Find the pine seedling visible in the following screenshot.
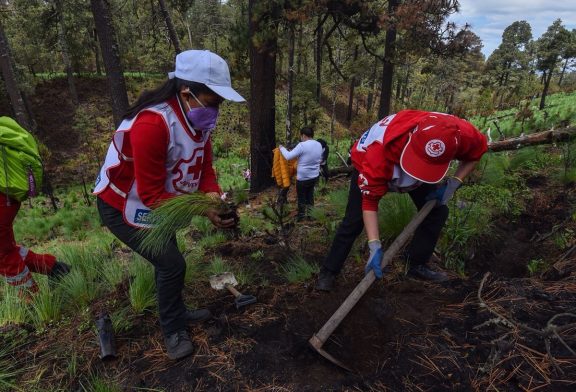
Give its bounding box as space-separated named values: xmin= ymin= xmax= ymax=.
xmin=281 ymin=255 xmax=319 ymax=283
xmin=262 ymin=197 xmax=295 ymax=246
xmin=98 ymin=259 xmax=126 ymax=288
xmin=207 ymin=256 xmax=228 ymax=276
xmin=128 ymin=259 xmax=156 ymax=313
xmin=137 ymin=193 xmax=225 ymax=256
xmin=60 ymin=269 xmax=100 ymax=309
xmin=30 ymin=281 xmax=63 ymax=327
xmin=110 ymin=306 xmax=134 ymax=333
xmin=197 ymin=232 xmax=227 ymax=249
xmin=0 ymin=285 xmax=28 ymax=326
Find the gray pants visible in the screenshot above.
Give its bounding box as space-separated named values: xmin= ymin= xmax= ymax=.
xmin=97 ymin=198 xmax=187 ymax=336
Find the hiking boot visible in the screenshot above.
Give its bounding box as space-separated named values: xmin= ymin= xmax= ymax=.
xmin=48 ymin=261 xmax=71 ymax=283
xmin=184 ymin=308 xmax=212 ymax=324
xmin=407 ymin=265 xmax=448 ymax=282
xmin=164 ymin=330 xmax=194 ymax=360
xmin=315 ymin=270 xmax=336 ymax=292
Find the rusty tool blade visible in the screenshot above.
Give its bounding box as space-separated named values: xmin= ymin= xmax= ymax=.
xmin=308 ymin=334 xmax=353 ymax=372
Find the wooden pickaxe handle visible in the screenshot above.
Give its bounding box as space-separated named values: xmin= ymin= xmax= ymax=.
xmin=311 ymin=200 xmax=437 ymax=348
xmin=225 ymin=283 xmax=242 ymax=298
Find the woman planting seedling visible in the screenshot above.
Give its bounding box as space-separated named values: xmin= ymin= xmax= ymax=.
xmin=94 ymin=50 xmax=245 ymax=360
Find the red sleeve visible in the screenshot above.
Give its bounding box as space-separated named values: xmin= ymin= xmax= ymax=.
xmin=130 ymin=112 xmax=176 ymax=208
xmin=455 ymin=119 xmax=488 ymax=161
xmin=351 ymin=140 xmax=401 ymax=211
xmin=198 ymin=137 xmax=222 ymax=194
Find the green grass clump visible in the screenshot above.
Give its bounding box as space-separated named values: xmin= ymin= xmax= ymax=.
xmin=190 ymin=215 xmax=215 ymax=235
xmin=378 ymin=193 xmax=417 ymax=243
xmin=98 ymin=259 xmax=126 ymax=288
xmin=110 ymin=306 xmax=134 ymax=334
xmin=184 ymin=245 xmax=206 ymax=283
xmin=80 ymin=375 xmax=122 ymax=392
xmin=281 ymin=255 xmax=319 ymax=283
xmin=128 ymin=257 xmax=156 ymax=313
xmin=30 ymin=281 xmax=63 ymax=328
xmin=0 ymin=284 xmax=28 ymax=326
xmin=206 ymin=256 xmax=228 ymax=276
xmin=197 ymin=232 xmax=228 ymax=249
xmin=13 ymin=190 xmax=101 ymax=244
xmin=60 ymin=269 xmax=101 ymax=309
xmin=239 ymin=214 xmax=272 ymax=236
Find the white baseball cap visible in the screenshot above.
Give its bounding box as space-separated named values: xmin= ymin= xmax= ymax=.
xmin=168 ymin=50 xmax=245 ymax=102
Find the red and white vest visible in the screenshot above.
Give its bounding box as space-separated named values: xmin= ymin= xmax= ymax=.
xmin=94 ymin=103 xmax=209 ymax=228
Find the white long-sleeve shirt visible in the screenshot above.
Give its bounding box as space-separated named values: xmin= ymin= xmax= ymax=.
xmin=280 ymin=139 xmax=323 ymax=181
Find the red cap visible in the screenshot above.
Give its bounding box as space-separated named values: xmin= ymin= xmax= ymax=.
xmin=400 ymin=115 xmax=460 ymax=183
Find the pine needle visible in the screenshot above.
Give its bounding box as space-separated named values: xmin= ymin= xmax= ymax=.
xmin=137 ymin=193 xmax=224 ymax=257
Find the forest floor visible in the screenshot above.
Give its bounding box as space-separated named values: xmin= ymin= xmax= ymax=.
xmin=4 ymin=175 xmax=575 ymax=392
xmin=1 ymin=78 xmax=576 ymax=391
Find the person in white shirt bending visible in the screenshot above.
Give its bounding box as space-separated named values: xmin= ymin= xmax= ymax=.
xmin=279 ymin=126 xmax=323 ymax=220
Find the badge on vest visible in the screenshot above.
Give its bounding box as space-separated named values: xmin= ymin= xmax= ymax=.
xmin=134 ymin=208 xmax=152 ymax=225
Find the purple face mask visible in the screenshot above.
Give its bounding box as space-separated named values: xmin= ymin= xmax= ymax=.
xmin=185 ymin=92 xmax=220 ymax=131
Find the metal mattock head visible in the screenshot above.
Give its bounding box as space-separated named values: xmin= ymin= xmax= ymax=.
xmin=308 ymin=334 xmax=353 ymax=372
xmin=209 ymin=272 xmax=238 ymax=290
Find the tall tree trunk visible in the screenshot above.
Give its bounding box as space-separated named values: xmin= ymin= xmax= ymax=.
xmin=90 ymin=0 xmax=129 ymax=127
xmin=296 ymin=21 xmax=303 ymax=74
xmin=93 ymin=28 xmax=102 ymax=75
xmin=0 ymin=18 xmax=35 ymax=131
xmin=401 ymin=65 xmax=410 ymax=101
xmin=539 ymin=69 xmax=554 ymax=110
xmin=248 ymin=0 xmax=277 ymax=193
xmin=315 ymin=15 xmax=323 ymax=103
xmin=378 ymin=0 xmax=399 ymax=119
xmin=158 ymin=0 xmax=181 ymax=54
xmin=286 ymin=22 xmax=295 ymax=141
xmin=395 ymin=67 xmax=402 ymax=101
xmin=330 ymin=83 xmax=337 ymax=144
xmin=558 ymin=58 xmax=569 ymax=87
xmin=366 ymin=56 xmax=378 ymax=112
xmin=54 ymin=0 xmax=78 ymax=106
xmin=346 ymin=45 xmax=358 ymax=125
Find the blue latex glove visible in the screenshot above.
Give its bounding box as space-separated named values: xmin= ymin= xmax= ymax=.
xmin=425 ymin=177 xmax=462 ymax=205
xmin=365 ymin=240 xmax=384 ymax=278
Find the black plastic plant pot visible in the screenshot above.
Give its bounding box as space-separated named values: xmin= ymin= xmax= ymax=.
xmin=95 ymin=313 xmax=117 ymax=360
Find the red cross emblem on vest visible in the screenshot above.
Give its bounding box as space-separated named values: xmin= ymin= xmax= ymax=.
xmin=172 ymin=148 xmax=204 ymax=193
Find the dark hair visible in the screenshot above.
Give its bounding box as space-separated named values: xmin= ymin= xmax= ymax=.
xmin=123 ymin=79 xmax=214 ymax=120
xmin=300 ymin=126 xmax=314 ymax=138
